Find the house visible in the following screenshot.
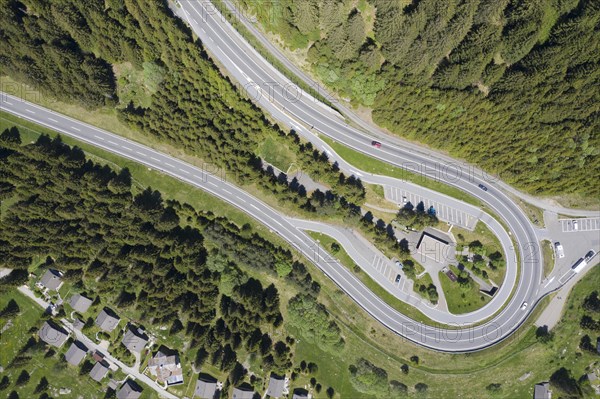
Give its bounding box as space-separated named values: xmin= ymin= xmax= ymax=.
xmin=232 ymin=386 xmax=256 ymax=399
xmin=415 ymin=228 xmax=454 ymax=265
xmin=147 ymin=350 xmax=183 ymax=385
xmin=89 ymin=360 xmax=110 ymax=382
xmin=533 ymin=382 xmax=552 ymax=399
xmin=116 ymin=380 xmax=143 ymax=399
xmin=69 ymin=293 xmax=93 ymax=313
xmin=92 ymin=350 xmax=106 ymax=363
xmin=65 ymin=341 xmax=88 ymax=366
xmin=193 ymin=375 xmax=218 ymax=398
xmin=266 ymin=374 xmax=287 ymax=398
xmin=121 ymin=325 xmax=149 ymax=354
xmin=38 ymin=320 xmax=69 ymax=347
xmin=39 ymin=269 xmax=63 ymax=291
xmin=292 ymin=389 xmax=309 ymax=399
xmin=95 ymin=308 xmax=120 ymax=332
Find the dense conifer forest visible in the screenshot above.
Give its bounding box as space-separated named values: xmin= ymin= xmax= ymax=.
xmin=0 ymin=127 xmax=344 ymax=392
xmin=236 ymin=0 xmax=599 ymax=200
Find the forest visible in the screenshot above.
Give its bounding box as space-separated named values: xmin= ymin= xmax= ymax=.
xmin=234 ymin=0 xmax=599 ymax=201
xmin=0 ymin=128 xmax=344 ymax=395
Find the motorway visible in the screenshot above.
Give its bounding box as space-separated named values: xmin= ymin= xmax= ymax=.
xmin=0 ymin=91 xmax=532 ymax=352
xmin=0 ymin=1 xmax=595 ymax=352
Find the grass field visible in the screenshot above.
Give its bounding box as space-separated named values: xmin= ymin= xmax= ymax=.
xmin=256 ymin=135 xmax=297 ymax=171
xmin=541 ymin=240 xmax=555 ymax=278
xmin=439 ymin=265 xmax=492 ymax=314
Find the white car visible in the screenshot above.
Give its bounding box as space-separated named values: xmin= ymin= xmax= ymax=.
xmin=573 ymin=220 xmax=579 ymax=231
xmin=554 ymin=242 xmax=565 ymax=259
xmin=521 ymin=302 xmax=528 ymax=310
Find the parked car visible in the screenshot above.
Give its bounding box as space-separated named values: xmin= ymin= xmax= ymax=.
xmin=395 ymin=274 xmax=402 ymax=283
xmin=573 ymin=220 xmax=579 ymax=231
xmin=478 ymin=183 xmax=488 ymax=191
xmin=371 ymin=140 xmax=382 ymax=148
xmin=585 ymin=250 xmax=596 ymax=261
xmin=395 ymin=260 xmax=403 ymax=269
xmin=521 ymin=302 xmax=528 ymax=310
xmin=554 ymin=242 xmax=565 ymax=258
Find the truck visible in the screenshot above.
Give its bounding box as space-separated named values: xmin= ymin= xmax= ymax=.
xmin=572 ymin=258 xmax=588 ymax=273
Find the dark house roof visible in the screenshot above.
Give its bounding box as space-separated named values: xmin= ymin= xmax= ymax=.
xmin=89 ymin=361 xmax=110 ymax=382
xmin=95 ymin=308 xmax=120 ymax=332
xmin=121 ymin=325 xmax=149 ymax=353
xmin=194 ymin=376 xmax=218 ymax=399
xmin=40 ymin=269 xmax=62 ymax=291
xmin=116 ymin=380 xmax=142 ymax=399
xmin=232 ymin=387 xmax=256 ymax=399
xmin=292 ymin=389 xmax=310 ymax=399
xmin=266 ymin=374 xmax=286 ymax=398
xmin=38 ymin=320 xmax=69 ymax=347
xmin=65 ymin=341 xmax=88 ymax=366
xmin=69 ymin=293 xmax=93 ymax=313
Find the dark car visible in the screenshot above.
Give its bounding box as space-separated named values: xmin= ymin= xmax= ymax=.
xmin=395 ymin=274 xmax=401 ymax=283
xmin=478 ymin=184 xmax=488 ymax=191
xmin=585 ymin=250 xmax=596 ymax=261
xmin=371 ymin=140 xmax=382 ymax=148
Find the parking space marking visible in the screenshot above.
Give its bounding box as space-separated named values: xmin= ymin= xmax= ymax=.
xmin=559 ymin=217 xmax=600 ymax=233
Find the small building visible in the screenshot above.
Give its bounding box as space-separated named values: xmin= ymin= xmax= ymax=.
xmin=116 ymin=380 xmax=143 ymax=399
xmin=147 ymin=350 xmax=183 ymax=385
xmin=122 ymin=325 xmax=149 ymax=354
xmin=266 ymin=374 xmax=287 ymax=398
xmin=39 ymin=269 xmax=63 ymax=291
xmin=415 ymin=228 xmax=454 ymax=264
xmin=533 ymin=382 xmax=551 ymax=399
xmin=65 ymin=341 xmax=88 ymax=366
xmin=89 ymin=360 xmax=110 ymax=382
xmin=95 ymin=308 xmax=120 ymax=332
xmin=69 ymin=293 xmax=93 ymax=313
xmin=38 ymin=320 xmax=69 ymax=347
xmin=194 ymin=375 xmax=218 ymax=398
xmin=72 ymin=319 xmax=85 ymax=330
xmin=92 ymin=350 xmax=106 ymax=363
xmin=232 ymin=386 xmax=256 ymax=399
xmin=292 ymin=389 xmax=309 ymax=399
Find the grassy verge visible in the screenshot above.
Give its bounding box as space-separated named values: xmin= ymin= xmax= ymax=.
xmin=305 ymin=231 xmax=446 ymax=326
xmin=256 ymin=134 xmax=296 ymax=171
xmin=321 ymin=135 xmax=481 ymax=207
xmin=439 ymin=265 xmax=491 ymax=314
xmin=541 ymin=240 xmax=555 ymax=278
xmin=511 ymin=195 xmax=545 ymax=227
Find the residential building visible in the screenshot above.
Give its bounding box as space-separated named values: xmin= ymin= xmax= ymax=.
xmin=292 ymin=389 xmax=309 ymax=399
xmin=38 ymin=320 xmax=69 ymax=347
xmin=232 ymin=386 xmax=256 ymax=399
xmin=65 ymin=341 xmax=88 ymax=366
xmin=266 ymin=374 xmax=287 ymax=398
xmin=533 ymin=382 xmax=552 ymax=399
xmin=122 ymin=325 xmax=149 ymax=354
xmin=116 ymin=380 xmax=142 ymax=399
xmin=95 ymin=308 xmax=120 ymax=332
xmin=69 ymin=293 xmax=93 ymax=313
xmin=147 ymin=350 xmax=183 ymax=385
xmin=194 ymin=375 xmax=218 ymax=398
xmin=39 ymin=269 xmax=63 ymax=291
xmin=89 ymin=361 xmax=110 ymax=382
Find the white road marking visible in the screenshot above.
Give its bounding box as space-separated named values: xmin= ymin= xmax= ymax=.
xmin=150 ymin=157 xmax=162 ymax=163
xmin=543 ymin=276 xmax=555 ymax=288
xmin=4 ymin=101 xmax=12 ymax=105
xmin=48 ymin=117 xmax=58 ymax=123
xmin=122 ymin=146 xmax=132 ymax=151
xmin=94 ymin=135 xmax=105 ymax=141
xmin=178 ymin=168 xmax=191 ymax=175
xmin=71 ymin=126 xmax=81 ymax=132
xmin=164 ymin=162 xmax=175 ymax=168
xmin=108 ymin=141 xmax=118 ymax=145
xmin=25 ymin=109 xmax=35 ymax=114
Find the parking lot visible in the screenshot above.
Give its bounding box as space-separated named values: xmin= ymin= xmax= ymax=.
xmin=560 ymin=217 xmax=600 ymax=232
xmin=384 ymin=186 xmax=480 ymax=230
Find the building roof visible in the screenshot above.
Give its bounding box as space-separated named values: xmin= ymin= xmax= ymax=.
xmin=72 ymin=319 xmax=85 ymax=330
xmin=292 ymin=389 xmax=309 ymax=399
xmin=416 ymin=228 xmax=454 ymax=264
xmin=266 ymin=374 xmax=286 ymax=398
xmin=533 ymin=382 xmax=551 ymax=399
xmin=116 ymin=380 xmax=142 ymax=399
xmin=232 ymin=387 xmax=256 ymax=399
xmin=89 ymin=361 xmax=109 ymax=382
xmin=147 ymin=350 xmax=183 ymax=385
xmin=121 ymin=325 xmax=149 ymax=354
xmin=40 ymin=269 xmax=62 ymax=291
xmin=65 ymin=341 xmax=88 ymax=366
xmin=95 ymin=308 xmax=120 ymax=332
xmin=38 ymin=321 xmax=69 ymax=347
xmin=69 ymin=293 xmax=93 ymax=313
xmin=194 ymin=377 xmax=218 ymax=398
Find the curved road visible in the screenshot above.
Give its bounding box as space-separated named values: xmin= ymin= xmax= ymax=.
xmin=1 ymin=93 xmax=533 ymax=352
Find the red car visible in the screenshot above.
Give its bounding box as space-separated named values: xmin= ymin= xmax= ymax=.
xmin=371 ymin=140 xmax=382 ymax=148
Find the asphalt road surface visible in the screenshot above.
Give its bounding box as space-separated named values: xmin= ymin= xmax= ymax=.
xmin=1 ymin=92 xmax=538 ymax=352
